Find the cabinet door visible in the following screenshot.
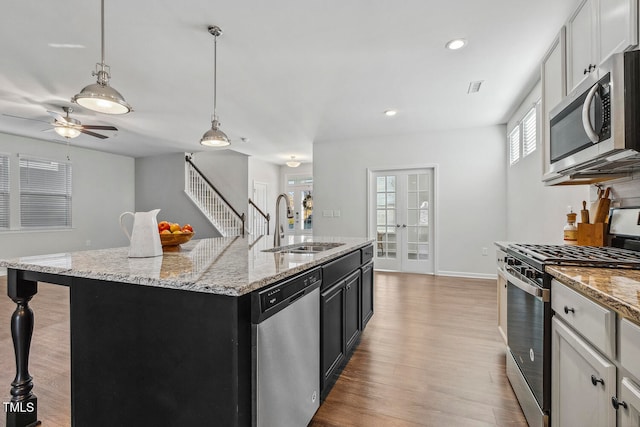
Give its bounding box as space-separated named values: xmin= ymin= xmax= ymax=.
xmin=552 ymin=317 xmax=616 ymax=427
xmin=497 ymin=272 xmax=507 ymax=344
xmin=361 ymin=262 xmax=374 ymax=329
xmin=598 ymin=0 xmax=638 ymax=64
xmin=620 ymin=377 xmax=640 ymax=427
xmin=541 ymin=28 xmax=566 ymax=178
xmin=321 ymin=281 xmax=345 ymax=391
xmin=345 ymin=271 xmax=361 ymax=353
xmin=568 ymin=0 xmax=596 ymax=93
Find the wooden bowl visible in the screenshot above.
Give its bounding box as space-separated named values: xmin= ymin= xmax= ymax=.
xmin=159 ymin=231 xmax=194 ymax=247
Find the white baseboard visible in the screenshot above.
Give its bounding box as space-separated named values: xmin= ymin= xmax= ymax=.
xmin=436 ymin=270 xmax=497 ymax=280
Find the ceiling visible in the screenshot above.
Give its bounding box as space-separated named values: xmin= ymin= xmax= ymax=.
xmin=0 ymin=0 xmax=580 ymax=165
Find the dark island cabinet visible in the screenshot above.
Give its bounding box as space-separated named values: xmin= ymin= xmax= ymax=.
xmin=344 ymin=271 xmax=361 ymax=353
xmin=320 ymin=244 xmax=373 ymax=400
xmin=360 ymin=261 xmax=374 ymax=328
xmin=321 ymin=280 xmax=346 ymax=395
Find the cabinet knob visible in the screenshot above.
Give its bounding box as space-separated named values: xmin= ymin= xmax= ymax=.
xmin=612 ymin=396 xmax=628 ymax=410
xmin=564 ymin=306 xmax=575 ymax=314
xmin=584 ymin=68 xmax=589 ymax=75
xmin=591 ymin=375 xmax=605 ymax=386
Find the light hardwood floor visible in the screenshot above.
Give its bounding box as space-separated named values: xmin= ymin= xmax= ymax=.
xmin=0 ymin=273 xmax=526 ymax=426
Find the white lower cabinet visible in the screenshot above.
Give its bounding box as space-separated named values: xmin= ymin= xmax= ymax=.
xmin=552 ymin=316 xmax=616 ymax=427
xmin=620 ymin=377 xmax=640 ymax=427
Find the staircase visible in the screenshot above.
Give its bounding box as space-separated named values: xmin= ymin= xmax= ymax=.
xmin=184 ymin=156 xmax=245 ymax=237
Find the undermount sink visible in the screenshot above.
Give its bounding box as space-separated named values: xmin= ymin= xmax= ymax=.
xmin=263 ymin=242 xmax=345 ymax=254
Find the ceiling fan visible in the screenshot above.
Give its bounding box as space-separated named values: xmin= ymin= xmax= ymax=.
xmin=3 ymin=106 xmax=118 ymax=140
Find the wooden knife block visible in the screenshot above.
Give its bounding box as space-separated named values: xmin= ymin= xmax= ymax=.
xmin=577 ymin=223 xmax=606 ymax=246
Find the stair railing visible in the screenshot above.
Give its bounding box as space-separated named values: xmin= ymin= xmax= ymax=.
xmin=248 ymin=198 xmax=270 ymax=236
xmin=184 ymin=155 xmax=245 ymax=237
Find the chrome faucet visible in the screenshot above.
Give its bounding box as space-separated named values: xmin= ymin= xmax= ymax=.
xmin=274 ymin=193 xmax=289 ymax=248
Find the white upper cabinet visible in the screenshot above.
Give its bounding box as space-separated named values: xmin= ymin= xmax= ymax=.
xmin=567 ymin=0 xmax=596 ymax=93
xmin=566 ymin=0 xmax=638 ymax=94
xmin=541 ymin=29 xmax=566 ymax=178
xmin=598 ymin=0 xmax=639 ymax=64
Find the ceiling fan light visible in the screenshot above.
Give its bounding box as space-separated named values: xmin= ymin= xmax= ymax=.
xmin=54 ymin=126 xmax=81 ymax=139
xmin=286 ymin=156 xmax=301 ymax=168
xmin=200 ymin=119 xmax=230 ymax=147
xmin=73 ymin=82 xmax=132 ymax=115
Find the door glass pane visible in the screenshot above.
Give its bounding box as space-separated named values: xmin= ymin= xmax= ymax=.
xmin=418 ymin=226 xmax=428 ymax=243
xmin=407 ymin=243 xmax=417 ymax=260
xmin=418 ymin=191 xmax=428 ymax=206
xmin=377 ymin=176 xmax=386 ymax=192
xmin=387 ymin=193 xmax=396 ymax=208
xmin=408 ymin=174 xmax=418 ymax=191
xmin=418 ymin=244 xmax=428 ymax=260
xmin=377 ymin=193 xmax=385 ymax=207
xmin=407 ymin=226 xmax=418 ymax=243
xmin=386 ymin=210 xmax=396 ymax=226
xmin=418 ymin=173 xmax=428 ymax=190
xmin=408 ymin=210 xmax=417 ymax=225
xmin=377 ymin=210 xmax=386 ymax=226
xmin=407 ymin=192 xmax=417 ymax=209
xmin=386 ymin=176 xmax=395 ymax=192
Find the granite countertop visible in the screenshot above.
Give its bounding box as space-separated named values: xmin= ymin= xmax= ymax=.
xmin=0 ymin=236 xmax=373 ymax=296
xmin=547 ymin=266 xmax=640 ymax=325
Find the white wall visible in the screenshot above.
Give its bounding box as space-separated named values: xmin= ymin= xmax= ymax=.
xmin=0 ymin=133 xmax=134 ymax=260
xmin=313 ymin=126 xmax=507 ymax=278
xmin=506 ymin=81 xmax=589 ymax=243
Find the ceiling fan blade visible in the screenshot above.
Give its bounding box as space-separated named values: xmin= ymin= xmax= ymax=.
xmin=2 ymin=113 xmax=49 ymax=124
xmin=81 ymin=125 xmax=118 ymax=131
xmin=46 ymin=110 xmax=67 ymax=123
xmin=80 ymin=129 xmax=109 ymax=139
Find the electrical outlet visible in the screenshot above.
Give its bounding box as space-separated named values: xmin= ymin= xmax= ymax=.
xmin=481 ymin=247 xmax=488 ymax=256
xmin=333 ymin=210 xmax=341 ymax=217
xmin=323 ymin=210 xmax=334 ymax=217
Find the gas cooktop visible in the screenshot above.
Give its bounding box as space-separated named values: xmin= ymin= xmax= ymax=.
xmin=508 ymin=243 xmax=640 ymax=269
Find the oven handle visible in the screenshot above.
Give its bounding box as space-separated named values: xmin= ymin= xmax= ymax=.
xmin=505 ymin=267 xmax=550 ymax=302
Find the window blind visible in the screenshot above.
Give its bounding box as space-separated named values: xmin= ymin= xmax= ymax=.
xmin=509 ymin=127 xmax=520 ymax=165
xmin=522 ymin=107 xmax=537 ymax=157
xmin=19 ymin=157 xmax=72 ymax=228
xmin=0 ymin=155 xmax=8 ymax=229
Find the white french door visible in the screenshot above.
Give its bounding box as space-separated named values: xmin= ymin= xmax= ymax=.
xmin=369 ymin=169 xmax=434 ymax=274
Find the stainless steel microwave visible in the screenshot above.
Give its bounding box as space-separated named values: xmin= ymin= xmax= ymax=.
xmin=544 ymin=50 xmax=640 ymax=184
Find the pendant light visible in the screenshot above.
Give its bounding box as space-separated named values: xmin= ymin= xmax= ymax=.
xmin=72 ymin=0 xmax=132 ymax=114
xmin=200 ymin=25 xmax=230 ymax=147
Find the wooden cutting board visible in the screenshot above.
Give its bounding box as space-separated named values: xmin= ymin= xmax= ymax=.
xmin=593 ymin=188 xmax=611 ymax=224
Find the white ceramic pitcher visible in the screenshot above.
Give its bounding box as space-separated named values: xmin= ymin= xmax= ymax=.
xmin=119 ymin=209 xmax=163 ymax=258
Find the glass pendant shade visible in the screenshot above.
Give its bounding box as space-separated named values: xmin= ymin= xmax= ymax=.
xmin=54 ymin=126 xmax=81 ymax=139
xmin=200 ymin=118 xmax=230 ymax=147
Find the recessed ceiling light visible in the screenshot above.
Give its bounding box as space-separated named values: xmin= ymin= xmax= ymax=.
xmin=384 ymin=110 xmax=397 ymax=117
xmin=445 ymin=39 xmax=467 ymax=50
xmin=48 ymin=43 xmax=86 ymax=49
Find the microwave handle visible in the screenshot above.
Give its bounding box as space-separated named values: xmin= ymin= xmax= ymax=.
xmin=582 ymin=83 xmax=601 ymax=143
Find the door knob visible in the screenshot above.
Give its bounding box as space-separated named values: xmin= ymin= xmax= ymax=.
xmin=402 ymin=224 xmax=407 ymax=228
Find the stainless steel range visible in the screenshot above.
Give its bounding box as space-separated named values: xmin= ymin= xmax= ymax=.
xmin=500 ymin=207 xmax=640 ymax=427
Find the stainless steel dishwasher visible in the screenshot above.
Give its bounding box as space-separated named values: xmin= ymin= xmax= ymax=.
xmin=251 ymin=267 xmax=321 ymax=427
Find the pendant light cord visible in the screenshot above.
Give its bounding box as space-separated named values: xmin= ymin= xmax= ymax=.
xmin=100 ymin=0 xmax=105 ymax=68
xmin=213 ymin=32 xmax=218 ymax=119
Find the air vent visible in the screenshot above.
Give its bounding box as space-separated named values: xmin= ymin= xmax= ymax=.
xmin=467 ymin=80 xmax=483 ymax=94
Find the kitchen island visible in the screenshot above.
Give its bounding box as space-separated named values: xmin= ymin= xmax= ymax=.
xmin=1 ymin=235 xmax=373 ymax=427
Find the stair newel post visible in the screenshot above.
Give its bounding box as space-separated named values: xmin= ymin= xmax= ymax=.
xmin=5 ymin=269 xmax=41 ymax=427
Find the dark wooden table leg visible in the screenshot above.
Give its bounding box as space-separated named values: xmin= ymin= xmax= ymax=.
xmin=5 ymin=269 xmax=41 ymax=427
